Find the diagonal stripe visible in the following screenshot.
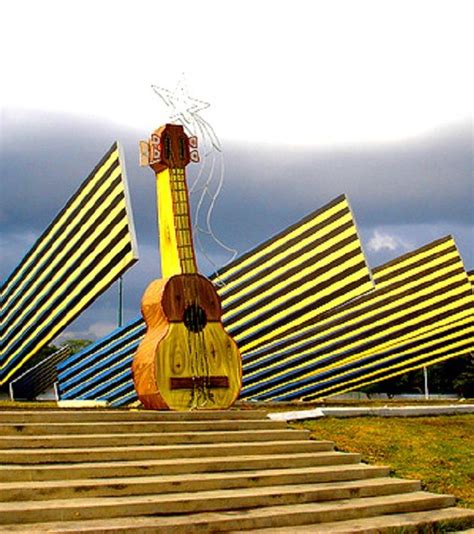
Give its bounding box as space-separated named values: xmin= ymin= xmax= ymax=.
xmin=293 ymin=319 xmax=474 ymax=401
xmin=1 ymin=146 xmax=119 ymax=302
xmin=60 ymin=328 xmax=144 ymax=392
xmin=243 ymin=261 xmax=466 ymax=371
xmin=0 ymin=143 xmax=138 ymax=385
xmin=1 ymin=169 xmax=124 ymax=326
xmin=293 ymin=344 xmax=473 ymax=402
xmin=242 ymin=291 xmax=473 ymax=399
xmin=239 ymin=237 xmax=473 ymax=400
xmin=230 ymin=262 xmax=371 ymax=344
xmin=214 ymin=195 xmax=373 ymax=354
xmin=3 ymin=219 xmax=130 ymax=354
xmin=241 ymin=242 xmax=461 ymax=359
xmin=225 ymin=248 xmax=365 ymax=334
xmin=217 ymin=207 xmax=354 ymax=295
xmin=2 ymin=194 xmax=127 ymax=338
xmin=298 ymin=329 xmax=474 ymax=402
xmin=244 ymin=305 xmax=473 ymax=400
xmin=299 ymin=319 xmax=473 ymax=392
xmin=2 ymin=241 xmax=134 ymax=384
xmin=220 ymin=223 xmax=357 ymax=308
xmin=57 ymin=317 xmax=145 ymax=406
xmin=372 ymin=236 xmax=454 ymax=286
xmin=213 ymin=195 xmax=349 ymax=282
xmin=302 ymin=349 xmax=471 ymax=401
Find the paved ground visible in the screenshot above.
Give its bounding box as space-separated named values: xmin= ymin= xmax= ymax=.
xmin=267 ymin=404 xmax=474 ymax=421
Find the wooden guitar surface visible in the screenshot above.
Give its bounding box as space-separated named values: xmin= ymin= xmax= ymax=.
xmin=133 ymin=124 xmax=242 ymax=410
xmin=132 ymin=273 xmax=242 ymax=410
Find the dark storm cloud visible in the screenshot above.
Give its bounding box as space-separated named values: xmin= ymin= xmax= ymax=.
xmin=1 ymin=109 xmax=153 ymax=238
xmin=2 ymin=109 xmax=472 ymax=252
xmin=219 ymin=121 xmax=473 ymax=233
xmin=1 ymin=109 xmax=472 ymax=339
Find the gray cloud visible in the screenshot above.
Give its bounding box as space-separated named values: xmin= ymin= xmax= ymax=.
xmin=1 ymin=109 xmax=472 ymax=340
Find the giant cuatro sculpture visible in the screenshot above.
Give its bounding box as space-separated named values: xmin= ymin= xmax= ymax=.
xmin=131 ymin=124 xmax=242 ymax=410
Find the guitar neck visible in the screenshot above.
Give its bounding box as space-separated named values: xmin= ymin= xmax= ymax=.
xmin=157 ymin=167 xmax=197 ymax=277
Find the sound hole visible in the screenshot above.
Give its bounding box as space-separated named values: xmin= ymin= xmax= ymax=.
xmin=184 ymin=304 xmax=207 ymax=333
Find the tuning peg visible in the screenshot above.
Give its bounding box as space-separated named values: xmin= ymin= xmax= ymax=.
xmin=189 ymin=136 xmax=198 ymax=149
xmin=139 ymin=141 xmax=150 ymax=166
xmin=190 ymin=150 xmax=200 ymax=163
xmin=150 ymin=143 xmax=161 ymax=164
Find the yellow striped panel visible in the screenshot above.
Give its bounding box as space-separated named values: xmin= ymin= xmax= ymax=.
xmin=226 ymin=238 xmax=364 ymax=333
xmin=213 ymin=195 xmax=374 ymax=354
xmin=216 ymin=196 xmax=353 ymax=283
xmin=243 ymin=263 xmax=471 ymax=399
xmin=243 ymin=238 xmax=463 ymax=374
xmin=279 ymin=316 xmax=473 ymax=401
xmin=245 ymin=289 xmax=472 ymax=400
xmin=241 ymin=237 xmax=473 ymax=400
xmin=300 ymin=320 xmax=473 ymax=400
xmin=372 ymin=236 xmax=458 ymax=289
xmin=2 ymin=149 xmax=120 ymax=302
xmin=304 ymin=349 xmax=471 ymax=401
xmin=3 ymin=198 xmax=128 ymax=342
xmin=0 ymin=143 xmax=138 ymax=385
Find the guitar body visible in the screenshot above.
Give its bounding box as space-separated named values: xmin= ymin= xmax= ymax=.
xmin=132 ymin=274 xmax=242 ymax=410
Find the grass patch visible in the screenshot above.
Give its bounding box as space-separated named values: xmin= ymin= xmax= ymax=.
xmin=293 ymin=415 xmax=474 ymax=508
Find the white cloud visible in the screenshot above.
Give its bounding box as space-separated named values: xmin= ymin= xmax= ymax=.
xmin=57 ymin=321 xmax=117 ymax=343
xmin=367 ymin=230 xmax=412 ymax=253
xmin=2 ymin=0 xmax=472 ymax=146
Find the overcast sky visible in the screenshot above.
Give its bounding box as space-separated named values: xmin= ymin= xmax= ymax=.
xmin=1 ymin=0 xmax=473 ymax=342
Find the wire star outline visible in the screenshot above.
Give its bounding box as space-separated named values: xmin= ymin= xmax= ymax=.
xmin=151 ymin=75 xmax=210 ymax=133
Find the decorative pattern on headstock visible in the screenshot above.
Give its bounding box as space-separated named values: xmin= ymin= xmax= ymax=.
xmin=139 ymin=124 xmax=199 ymax=173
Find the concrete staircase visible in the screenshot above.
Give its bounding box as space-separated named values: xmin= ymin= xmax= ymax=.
xmin=0 ymin=409 xmax=472 ymax=532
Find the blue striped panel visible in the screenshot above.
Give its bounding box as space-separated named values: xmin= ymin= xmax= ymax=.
xmin=57 ymin=318 xmax=144 ymax=406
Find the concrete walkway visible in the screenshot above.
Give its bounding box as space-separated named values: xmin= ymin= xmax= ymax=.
xmin=267 ymin=404 xmax=474 ymax=421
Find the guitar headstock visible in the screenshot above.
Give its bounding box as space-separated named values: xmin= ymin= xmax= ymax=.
xmin=139 ymin=124 xmax=199 ymax=173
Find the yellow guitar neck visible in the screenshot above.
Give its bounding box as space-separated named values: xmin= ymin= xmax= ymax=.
xmin=157 ymin=167 xmax=197 ymax=277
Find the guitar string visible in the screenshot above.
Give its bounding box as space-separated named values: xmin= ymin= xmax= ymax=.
xmin=170 ymin=129 xmax=220 ymax=407
xmin=166 ymin=148 xmax=196 ymax=404
xmin=159 ymin=96 xmax=238 ymax=284
xmin=169 ymin=153 xmax=212 ymax=408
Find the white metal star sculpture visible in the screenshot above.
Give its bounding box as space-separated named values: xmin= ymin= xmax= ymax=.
xmin=152 ymin=75 xmax=220 ymax=152
xmin=151 ymin=75 xmax=236 ymax=273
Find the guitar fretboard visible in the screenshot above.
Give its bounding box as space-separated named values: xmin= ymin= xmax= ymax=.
xmin=170 ymin=168 xmax=197 ymax=274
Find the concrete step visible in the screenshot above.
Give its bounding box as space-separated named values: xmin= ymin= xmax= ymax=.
xmin=0 ymin=478 xmax=421 ymax=524
xmin=0 ymin=429 xmax=310 ymax=449
xmin=0 ymin=439 xmax=335 ymax=464
xmin=0 ymin=492 xmax=456 ymax=532
xmin=237 ymin=507 xmax=474 ymax=532
xmin=0 ymin=410 xmax=268 ymax=424
xmin=0 ymin=419 xmax=287 ymax=435
xmin=0 ymin=450 xmax=361 ymax=482
xmin=0 ymin=464 xmax=390 ymax=502
xmin=0 ymin=408 xmax=467 ymax=534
